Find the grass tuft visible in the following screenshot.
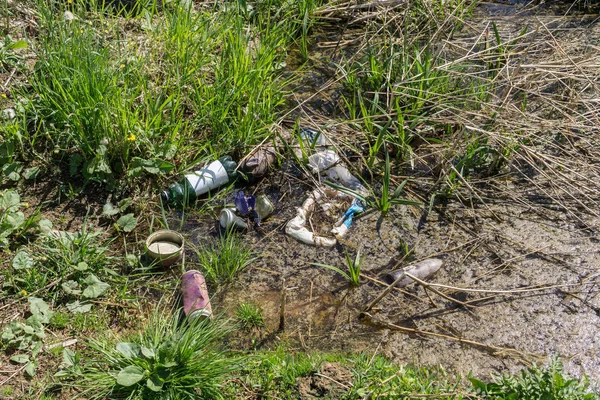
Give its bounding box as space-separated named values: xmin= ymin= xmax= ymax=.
xmin=194 ymin=231 xmax=255 ymax=285
xmin=64 ymin=309 xmax=233 ymax=399
xmin=235 ymin=302 xmax=265 ymax=331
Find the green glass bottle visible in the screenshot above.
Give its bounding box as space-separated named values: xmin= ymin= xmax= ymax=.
xmin=161 ymin=156 xmax=237 ymax=206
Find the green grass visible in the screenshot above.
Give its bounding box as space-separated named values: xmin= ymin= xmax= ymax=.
xmin=471 ymin=356 xmax=596 ymax=400
xmin=313 ymin=248 xmax=364 ymax=287
xmin=59 ymin=309 xmax=233 ymax=400
xmin=6 ymin=0 xmax=300 ymax=186
xmin=224 ymin=349 xmax=460 ymax=399
xmin=235 ymin=302 xmax=265 ymax=331
xmin=193 ymin=231 xmax=255 ymax=285
xmin=222 ymin=350 xmax=597 ymax=399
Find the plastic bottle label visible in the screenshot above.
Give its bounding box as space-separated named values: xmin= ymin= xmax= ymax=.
xmin=184 ymin=160 xmax=229 ymax=196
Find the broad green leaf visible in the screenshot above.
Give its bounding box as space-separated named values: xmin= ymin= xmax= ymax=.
xmin=6 ymin=40 xmax=28 ymax=50
xmin=141 ymin=346 xmax=155 ymax=359
xmin=116 ymin=365 xmax=145 ymax=386
xmin=3 ymin=162 xmax=22 ymax=181
xmin=31 ymin=341 xmax=42 ymax=357
xmin=62 ymin=280 xmax=82 ymax=295
xmin=82 ymin=280 xmax=110 ymax=299
xmin=116 ymin=214 xmax=137 ymax=232
xmin=0 ymin=141 xmax=15 ymax=161
xmin=17 ymin=336 xmax=32 ymax=350
xmin=39 ymin=219 xmax=53 ymax=233
xmin=60 ymin=348 xmax=76 ymax=368
xmin=12 ymin=251 xmax=34 ymax=270
xmin=116 ymin=342 xmax=141 ymax=359
xmin=0 ymin=189 xmax=20 ymax=209
xmin=23 ymin=167 xmax=40 ymax=180
xmin=86 ymin=155 xmax=112 ymax=176
xmin=118 ymin=198 xmax=132 ymax=210
xmin=146 ymin=375 xmax=164 ymax=392
xmin=29 ymin=297 xmax=54 ymax=323
xmin=73 ymin=262 xmax=89 ymax=271
xmin=6 ymin=211 xmax=25 ymax=229
xmin=129 ymin=157 xmax=175 ymax=177
xmin=10 ymin=354 xmax=29 ymax=364
xmin=2 ymin=326 xmax=16 ymax=341
xmin=25 ymin=361 xmax=36 ymax=377
xmin=26 ymin=315 xmax=43 ymax=329
xmin=83 ymin=274 xmax=101 ymax=285
xmin=66 ymin=300 xmax=92 ymax=313
xmin=102 ymin=202 xmax=120 ymax=216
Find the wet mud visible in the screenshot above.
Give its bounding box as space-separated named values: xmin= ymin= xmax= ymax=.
xmin=1 ymin=1 xmax=598 ymax=398
xmin=174 ymin=0 xmax=600 ymax=384
xmin=176 ymin=160 xmax=600 ymax=383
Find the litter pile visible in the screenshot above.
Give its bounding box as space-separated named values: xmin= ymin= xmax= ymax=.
xmin=147 ymin=128 xmax=442 ymax=321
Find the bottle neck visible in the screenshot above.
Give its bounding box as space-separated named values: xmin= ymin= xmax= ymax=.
xmin=219 ymin=155 xmax=238 ymax=179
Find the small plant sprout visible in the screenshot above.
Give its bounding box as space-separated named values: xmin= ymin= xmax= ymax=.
xmin=235 ymin=302 xmax=265 ymax=331
xmin=313 ymin=248 xmax=364 ymax=287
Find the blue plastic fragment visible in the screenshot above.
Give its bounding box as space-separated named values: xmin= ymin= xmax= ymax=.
xmin=235 ymin=191 xmax=260 ymax=225
xmin=341 ymin=199 xmax=365 ymax=229
xmin=235 ymin=191 xmax=249 ymax=215
xmin=247 ymin=195 xmax=256 ymax=210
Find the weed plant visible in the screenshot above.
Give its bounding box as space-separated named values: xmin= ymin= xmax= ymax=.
xmin=326 ymin=149 xmax=422 ymax=216
xmin=62 ymin=309 xmax=233 ymax=399
xmin=224 ymin=349 xmax=463 ymax=398
xmin=313 ymin=248 xmax=364 ymax=287
xmin=194 ymin=231 xmax=255 ymax=284
xmin=471 ymin=356 xmax=596 ymax=400
xmin=235 ymin=302 xmax=265 ymax=331
xmin=3 ymin=224 xmax=119 ymax=314
xmin=0 ymin=189 xmax=39 ymax=248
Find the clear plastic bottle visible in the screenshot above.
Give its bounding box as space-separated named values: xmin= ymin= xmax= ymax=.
xmin=161 ymin=156 xmax=237 ymax=205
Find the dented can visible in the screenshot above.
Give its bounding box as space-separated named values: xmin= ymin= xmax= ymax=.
xmin=255 ymin=195 xmax=274 ymax=220
xmin=181 ymin=270 xmax=213 ymax=320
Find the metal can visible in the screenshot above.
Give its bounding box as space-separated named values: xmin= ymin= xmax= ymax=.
xmin=219 ymin=208 xmax=247 ymax=231
xmin=181 ymin=270 xmax=213 ymax=320
xmin=255 ymin=195 xmax=274 ymax=221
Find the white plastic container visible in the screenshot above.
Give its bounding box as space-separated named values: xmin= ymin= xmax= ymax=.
xmin=185 ymin=160 xmax=229 ymax=196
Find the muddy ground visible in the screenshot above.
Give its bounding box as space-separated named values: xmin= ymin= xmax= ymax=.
xmin=180 ymin=160 xmax=600 ymax=383
xmin=181 ymin=0 xmax=600 ymax=384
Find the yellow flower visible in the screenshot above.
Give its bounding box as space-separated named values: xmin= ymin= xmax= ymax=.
xmin=23 ymin=202 xmax=29 ymax=208
xmin=1 ymin=93 xmax=6 ymax=98
xmin=20 ymin=289 xmax=27 ymax=296
xmin=127 ymin=134 xmax=136 ymax=142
